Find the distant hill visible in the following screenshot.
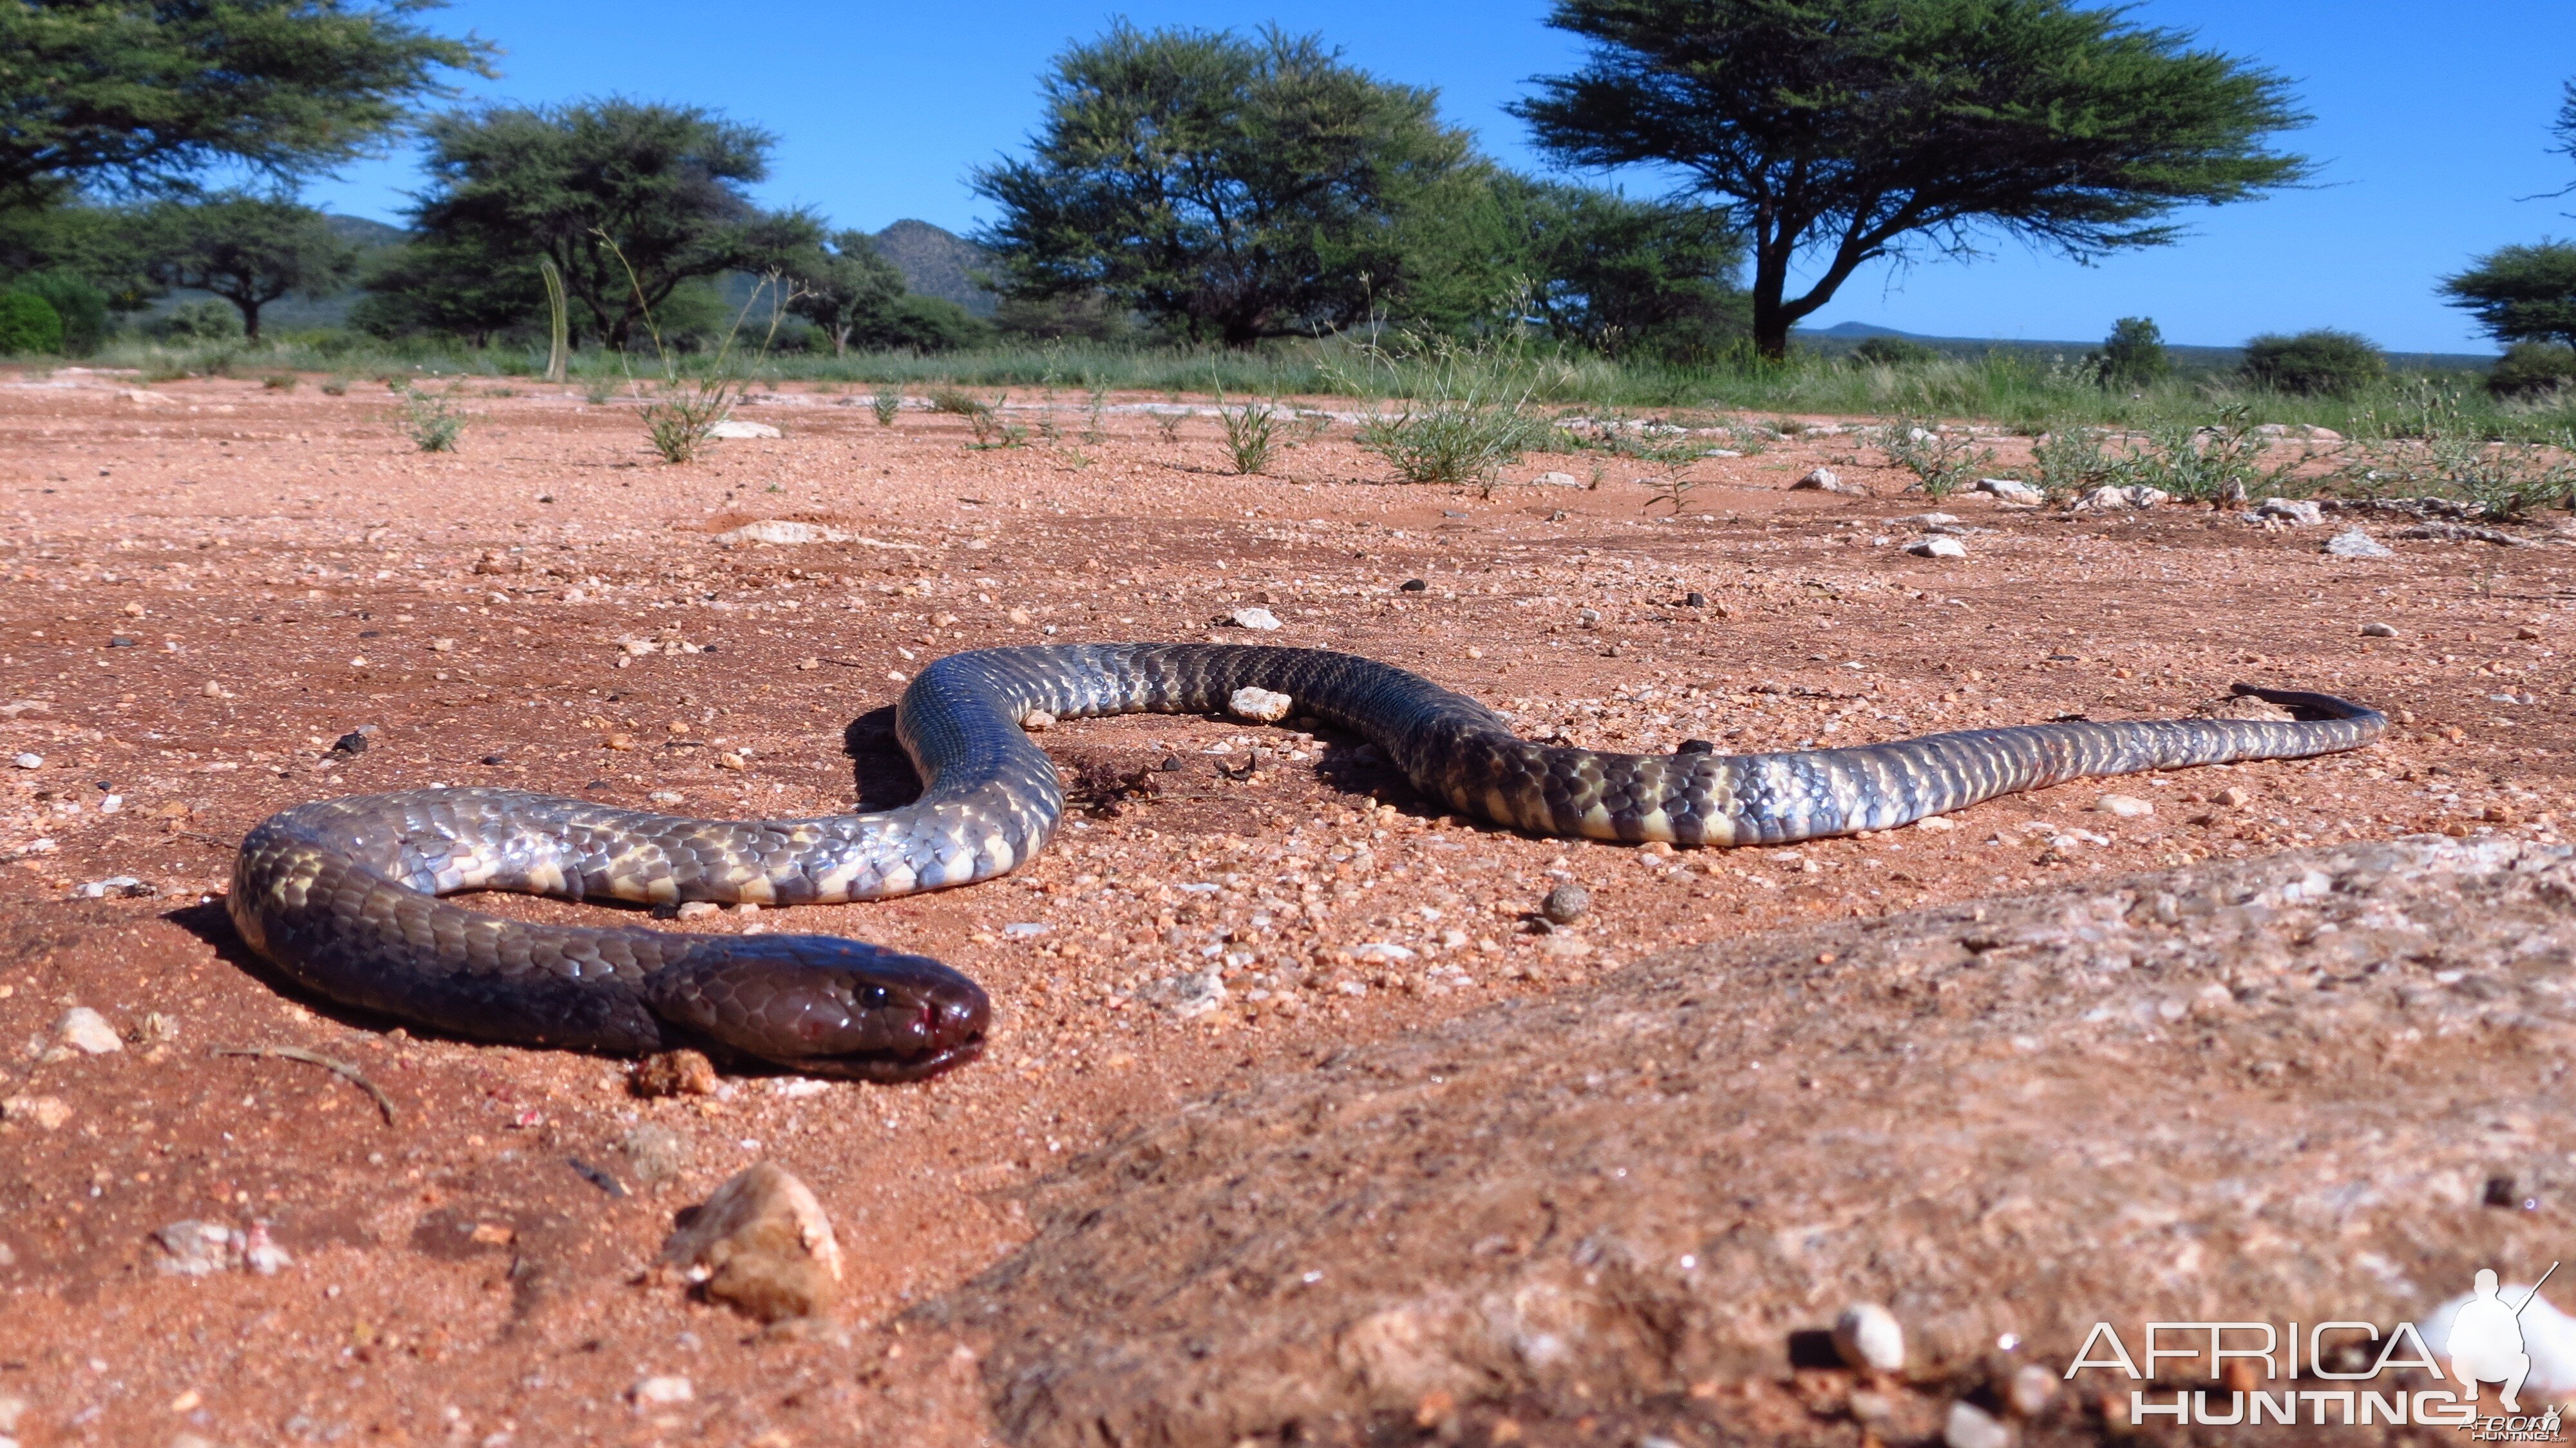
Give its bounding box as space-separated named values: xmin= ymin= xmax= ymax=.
xmin=1794 ymin=319 xmax=2497 ymax=374
xmin=871 ymin=220 xmax=996 ymax=317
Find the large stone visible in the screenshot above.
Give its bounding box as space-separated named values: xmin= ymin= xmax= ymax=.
xmin=928 ymin=838 xmax=2576 ymax=1447
xmin=706 ymin=419 xmax=782 ymax=439
xmin=659 ymin=1162 xmax=842 ymax=1322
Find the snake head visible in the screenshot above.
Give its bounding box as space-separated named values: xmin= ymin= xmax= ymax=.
xmin=645 ymin=937 xmax=990 ymax=1083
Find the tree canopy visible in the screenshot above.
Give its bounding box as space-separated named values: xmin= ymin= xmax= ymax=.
xmin=972 ymin=23 xmax=1474 ymax=347
xmin=144 ymin=195 xmax=358 ymax=338
xmin=0 ymin=0 xmax=492 ymax=209
xmin=2442 ymin=242 xmax=2576 ymax=352
xmin=1515 ymin=0 xmax=2310 ymax=357
xmin=404 ymin=99 xmax=818 ymax=349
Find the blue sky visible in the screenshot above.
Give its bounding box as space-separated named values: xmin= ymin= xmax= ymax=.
xmin=304 ymin=0 xmax=2576 ymax=354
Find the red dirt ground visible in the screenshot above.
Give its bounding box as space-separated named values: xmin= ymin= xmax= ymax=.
xmin=1 ymin=367 xmax=2570 ymax=1446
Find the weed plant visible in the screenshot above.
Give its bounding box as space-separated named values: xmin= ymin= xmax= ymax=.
xmin=1871 ymin=417 xmax=1994 ymax=499
xmin=398 ymin=385 xmax=469 ymax=452
xmin=869 ymin=388 xmax=902 ymax=426
xmin=1216 ymin=394 xmax=1283 ymax=475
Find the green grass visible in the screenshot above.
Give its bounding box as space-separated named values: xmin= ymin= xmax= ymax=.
xmin=59 ymin=329 xmax=2575 ymax=445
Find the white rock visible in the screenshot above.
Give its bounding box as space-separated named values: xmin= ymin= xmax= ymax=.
xmin=632 ymin=1375 xmax=695 ymax=1407
xmin=2253 ymin=497 xmax=2324 ymax=526
xmin=1791 ymin=467 xmax=1844 ymax=491
xmin=2070 ymin=484 xmax=2169 ymax=513
xmin=2324 ymin=528 xmax=2393 ymax=559
xmin=1833 ymin=1302 xmax=1906 ymax=1371
xmin=716 ymin=519 xmax=845 ymax=546
xmin=2361 ymin=622 xmax=2398 ymax=638
xmin=53 ymin=1007 xmax=122 ymax=1054
xmin=155 ymin=1220 xmax=241 ymax=1276
xmin=1353 ymin=941 xmax=1418 ymax=962
xmin=1915 ymin=816 xmax=1955 ymax=832
xmin=9 ymin=753 xmax=38 ymax=770
xmin=1020 ymin=710 xmax=1056 ymax=732
xmin=1 ymin=1095 xmax=70 ymax=1130
xmin=1533 ymin=471 xmax=1582 ymax=488
xmin=705 ymin=419 xmax=782 ymax=439
xmin=73 ymin=876 xmax=149 ymax=899
xmin=1974 ymin=477 xmax=2041 ymax=502
xmin=1944 ymin=1400 xmax=2012 ymax=1448
xmin=2095 ymin=794 xmax=2155 ymax=819
xmin=1891 ymin=513 xmax=1957 ymax=527
xmin=1229 ymin=687 xmax=1294 ymax=723
xmin=1227 ymin=606 xmax=1282 ymax=631
xmin=1906 ymin=536 xmax=1967 ymax=558
xmin=1168 ymin=969 xmax=1227 ymax=1019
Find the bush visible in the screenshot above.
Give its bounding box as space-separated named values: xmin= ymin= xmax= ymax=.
xmin=155 ymin=298 xmax=243 ymax=341
xmin=2240 ymin=329 xmax=2384 ymax=397
xmin=2092 ymin=316 xmax=2169 ymax=390
xmin=10 ymin=272 xmax=108 ymax=354
xmin=0 ymin=291 xmax=64 ymax=354
xmin=854 ymin=296 xmax=996 ymax=354
xmin=2488 ymin=341 xmax=2576 ymax=399
xmin=1852 ymin=334 xmax=1937 ymax=367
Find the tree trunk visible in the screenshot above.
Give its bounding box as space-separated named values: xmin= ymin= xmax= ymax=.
xmin=236 ymin=298 xmax=263 ymax=341
xmin=1750 ymin=242 xmax=1791 ymax=361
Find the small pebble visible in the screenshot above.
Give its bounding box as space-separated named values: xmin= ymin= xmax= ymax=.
xmin=620 ymin=1123 xmax=694 ymax=1187
xmin=2323 ymin=528 xmax=2392 ymax=559
xmin=9 ymin=753 xmax=39 ymax=770
xmin=1229 ymin=687 xmax=1294 ymax=723
xmin=1944 ymin=1400 xmax=2012 ymax=1448
xmin=1227 ymin=606 xmax=1282 ymax=631
xmin=632 ymin=1376 xmax=694 ymax=1407
xmin=658 ymin=1161 xmax=842 ymax=1322
xmin=632 ymin=1049 xmax=721 ymax=1097
xmin=675 ymin=900 xmax=719 ymax=919
xmin=2214 ymin=786 xmax=2251 ymax=808
xmin=2095 ymin=794 xmax=2154 ymax=819
xmin=53 ymin=1007 xmax=122 ymax=1055
xmin=2006 ymin=1363 xmax=2058 ymax=1417
xmin=1399 ymin=578 xmax=1427 ymax=592
xmin=1685 ymin=591 xmax=1706 ymax=607
xmin=1833 ymin=1301 xmax=1906 ymax=1372
xmin=2360 ymin=622 xmax=2398 ymax=638
xmin=1 ymin=1095 xmax=71 ymax=1130
xmin=1906 ymin=536 xmax=1967 ymax=558
xmin=1021 ymin=710 xmax=1057 ymax=732
xmin=1540 ymin=882 xmax=1591 ymax=924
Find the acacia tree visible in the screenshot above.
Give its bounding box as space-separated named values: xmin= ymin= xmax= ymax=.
xmin=350 ymin=234 xmax=544 ymax=345
xmin=406 ymin=100 xmax=819 ymax=349
xmin=972 ymin=23 xmax=1473 ymax=346
xmin=0 ymin=0 xmax=490 ymax=209
xmin=1515 ymin=0 xmax=2311 ymax=358
xmin=785 ymin=230 xmax=905 ymax=355
xmin=2441 ymin=243 xmax=2576 ymax=352
xmin=145 ymin=196 xmax=358 ymax=338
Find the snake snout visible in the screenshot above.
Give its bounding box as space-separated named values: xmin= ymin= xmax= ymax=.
xmin=646 ymin=937 xmax=991 ymax=1082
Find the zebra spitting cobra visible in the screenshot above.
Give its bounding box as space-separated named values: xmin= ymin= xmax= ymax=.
xmin=228 ymin=643 xmax=2383 ymax=1081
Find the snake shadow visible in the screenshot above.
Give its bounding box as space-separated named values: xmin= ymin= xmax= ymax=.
xmin=840 ymin=704 xmax=923 ymax=810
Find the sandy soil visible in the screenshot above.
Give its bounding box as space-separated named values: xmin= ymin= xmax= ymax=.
xmin=0 ymin=367 xmax=2570 ymax=1446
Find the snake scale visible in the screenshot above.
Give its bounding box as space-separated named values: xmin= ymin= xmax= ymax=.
xmin=229 ymin=643 xmax=2383 ymax=1081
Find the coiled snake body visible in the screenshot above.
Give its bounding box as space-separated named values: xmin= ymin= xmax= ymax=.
xmin=229 ymin=643 xmax=2383 ymax=1080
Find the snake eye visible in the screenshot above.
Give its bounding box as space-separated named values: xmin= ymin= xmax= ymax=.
xmin=860 ymin=984 xmax=894 ymax=1009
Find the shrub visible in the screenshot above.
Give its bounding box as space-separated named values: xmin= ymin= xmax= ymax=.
xmin=1217 ymin=395 xmax=1282 ymax=475
xmin=155 ymin=298 xmax=244 ymax=341
xmin=2488 ymin=341 xmax=2576 ymax=399
xmin=399 ymin=386 xmax=471 ymax=452
xmin=12 ymin=272 xmax=109 ymax=354
xmin=262 ymin=373 xmax=299 ymax=391
xmin=1871 ymin=417 xmax=1993 ymax=499
xmin=1852 ymin=334 xmax=1937 ymax=367
xmin=2241 ymin=329 xmax=2384 ymax=397
xmin=2092 ymin=316 xmax=2170 ymax=390
xmin=869 ymin=388 xmax=903 ymax=425
xmin=0 ymin=291 xmax=65 ymax=354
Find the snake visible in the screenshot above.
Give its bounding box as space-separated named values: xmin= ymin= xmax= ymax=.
xmin=228 ymin=643 xmax=2383 ymax=1081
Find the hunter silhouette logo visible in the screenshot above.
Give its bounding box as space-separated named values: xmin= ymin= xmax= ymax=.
xmin=2454 ymin=1265 xmax=2560 ymax=1414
